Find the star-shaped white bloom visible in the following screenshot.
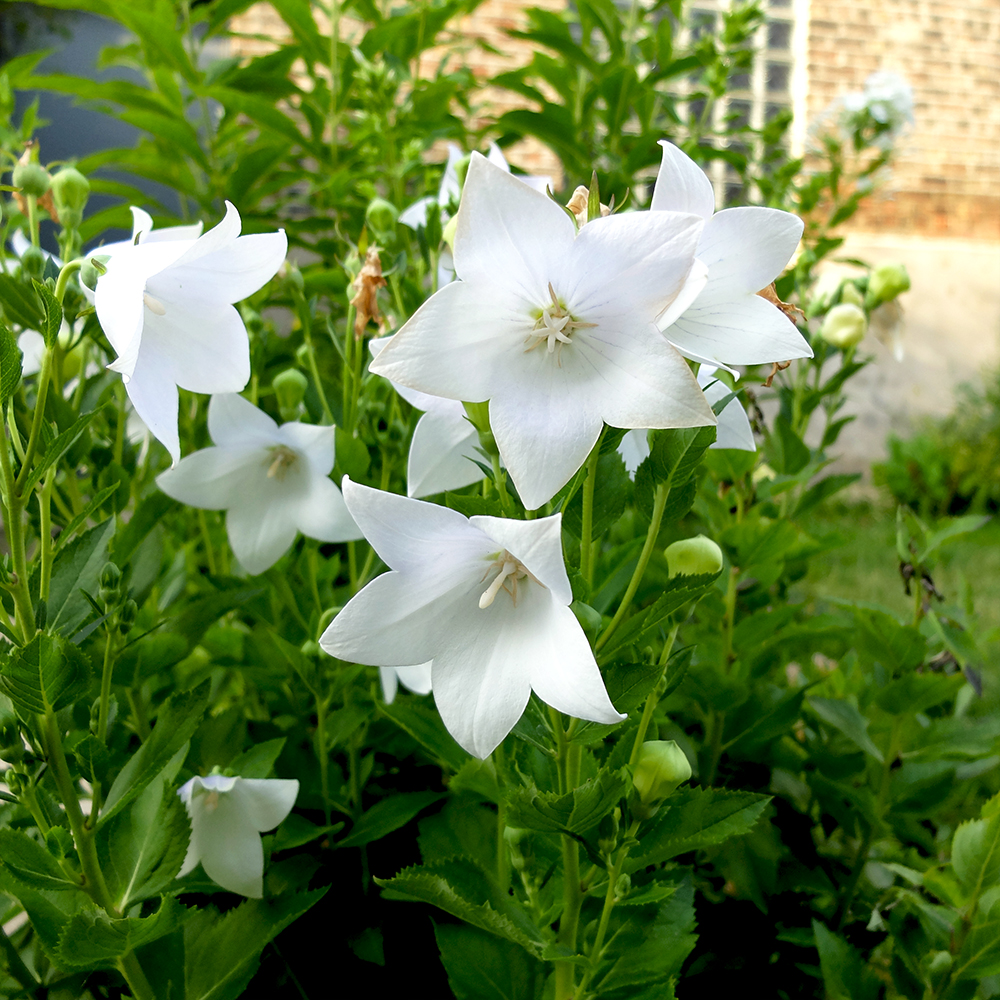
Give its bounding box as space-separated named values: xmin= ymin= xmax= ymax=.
xmin=651 ymin=141 xmax=811 ymax=370
xmin=156 ymin=393 xmax=362 ymax=575
xmin=178 ymin=773 xmax=298 ymax=898
xmin=93 ymin=202 xmax=286 ymax=463
xmin=369 ymin=337 xmax=483 ymax=498
xmin=619 ymin=365 xmax=755 ymax=474
xmin=371 ymin=153 xmax=715 ymax=511
xmin=319 ymin=481 xmax=625 ymax=758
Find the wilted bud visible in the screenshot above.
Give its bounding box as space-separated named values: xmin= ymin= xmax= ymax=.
xmin=349 ymin=246 xmax=387 ymax=339
xmin=365 ymin=197 xmax=398 ymax=236
xmin=819 ymin=302 xmax=867 ymax=349
xmin=632 ymin=740 xmax=692 ymax=816
xmin=839 ymin=281 xmax=864 ymax=307
xmin=565 ymin=185 xmax=610 ymax=227
xmin=273 ymin=368 xmax=308 ymax=420
xmin=20 ymin=244 xmax=46 ymax=281
xmin=665 ymin=535 xmax=724 ymax=578
xmin=866 ymin=262 xmax=910 ymax=306
xmin=50 ymin=166 xmax=89 ymax=229
xmin=99 ymin=562 xmax=121 ymax=605
xmin=118 ymin=598 xmax=138 ymax=635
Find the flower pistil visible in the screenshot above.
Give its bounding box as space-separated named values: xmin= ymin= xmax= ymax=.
xmin=265 ymin=445 xmax=298 ymax=480
xmin=479 ymin=550 xmax=542 ymax=609
xmin=525 ymin=282 xmax=595 ymax=363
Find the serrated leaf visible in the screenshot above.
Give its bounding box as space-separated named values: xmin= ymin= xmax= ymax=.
xmin=20 ymin=409 xmax=100 ymax=499
xmin=99 ymin=682 xmax=210 ymax=825
xmin=31 ymin=279 xmax=62 ymax=348
xmin=951 ymin=812 xmax=1000 ymax=896
xmin=55 ymin=897 xmax=183 ymax=971
xmin=337 ymin=791 xmax=444 ymax=849
xmin=377 ymin=858 xmax=543 ymax=957
xmin=184 ymin=891 xmax=327 ymax=1000
xmin=55 ymin=482 xmax=120 ymax=550
xmin=627 ymin=786 xmax=771 ymax=872
xmin=73 ymin=733 xmax=112 ymax=785
xmin=808 ymin=696 xmax=884 ymax=761
xmin=0 ymin=320 xmax=23 ymax=404
xmin=435 ymin=923 xmax=541 ymax=1000
xmin=507 ymin=768 xmax=628 ymax=836
xmin=0 ymin=827 xmax=80 ymax=891
xmin=0 ymin=633 xmax=89 ymax=716
xmin=813 ymin=919 xmax=881 ymax=1000
xmin=0 ymin=274 xmax=45 ymax=329
xmin=45 ymin=517 xmax=115 ymax=636
xmin=379 ymin=697 xmax=470 ymax=772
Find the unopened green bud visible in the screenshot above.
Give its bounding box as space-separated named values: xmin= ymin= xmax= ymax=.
xmin=665 ymin=535 xmax=724 ymax=578
xmin=99 ymin=562 xmax=121 ymax=605
xmin=118 ymin=599 xmax=137 ymax=635
xmin=20 ymin=244 xmax=46 ymax=281
xmin=839 ymin=281 xmax=864 ymax=307
xmin=13 ymin=161 xmax=50 ymax=198
xmin=273 ymin=368 xmax=308 ymax=419
xmin=50 ymin=167 xmax=89 ymax=229
xmin=300 ymin=639 xmax=321 ymax=659
xmin=819 ymin=302 xmax=867 ymax=349
xmin=633 ymin=740 xmax=692 ymax=813
xmin=614 ymin=872 xmax=631 ymax=899
xmin=867 ymin=262 xmax=910 ymax=305
xmin=365 ymin=197 xmax=398 ymax=235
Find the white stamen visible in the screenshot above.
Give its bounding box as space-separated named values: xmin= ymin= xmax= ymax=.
xmin=266 ymin=445 xmax=298 ymax=480
xmin=479 ymin=558 xmax=518 ymax=608
xmin=204 ymin=790 xmax=220 ymax=812
xmin=143 ymin=291 xmax=166 ymax=315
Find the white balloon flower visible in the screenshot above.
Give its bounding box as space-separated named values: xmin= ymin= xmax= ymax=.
xmin=319 ymin=480 xmax=625 ymax=759
xmin=178 ymin=773 xmax=299 ymax=898
xmin=93 ymin=202 xmax=287 ymax=463
xmin=156 ymin=393 xmax=362 ymax=575
xmin=651 ymin=141 xmax=811 ymax=370
xmin=371 ymin=152 xmax=715 ymax=511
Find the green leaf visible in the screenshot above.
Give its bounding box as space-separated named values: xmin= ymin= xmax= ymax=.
xmin=228 ymin=738 xmax=286 ymax=778
xmin=337 ymin=791 xmax=443 ymax=849
xmin=0 ymin=320 xmax=23 ymax=405
xmin=808 ymin=696 xmax=884 ymax=762
xmin=333 ymin=426 xmax=371 ymax=481
xmin=54 ymin=483 xmax=120 ymax=550
xmin=507 ymin=768 xmax=628 ymax=836
xmin=875 ymin=673 xmax=963 ymax=716
xmin=767 ymin=414 xmax=810 ymax=475
xmin=112 ymin=490 xmax=177 ymax=567
xmin=445 ymin=492 xmax=505 ymax=518
xmin=183 ymin=891 xmax=327 ymax=1000
xmin=73 ymin=733 xmax=112 ymax=786
xmin=55 ymin=897 xmax=183 ymax=970
xmin=20 ymin=409 xmax=100 ymax=499
xmin=99 ymin=682 xmax=210 ymax=825
xmin=45 ymin=517 xmax=115 ymax=636
xmin=0 ymin=274 xmax=45 ymax=329
xmin=847 ymin=603 xmax=926 ymax=672
xmin=0 ymin=827 xmax=80 ymax=891
xmin=951 ymin=812 xmax=1000 ymax=896
xmin=954 ymin=897 xmax=1000 ymax=980
xmin=627 ymin=786 xmax=771 ymax=872
xmin=31 ymin=279 xmax=62 ymax=348
xmin=100 ymin=762 xmax=190 ymax=909
xmin=0 ymin=633 xmax=89 ymax=716
xmin=435 ymin=923 xmax=541 ymax=1000
xmin=563 ymin=449 xmax=630 ymax=539
xmin=377 ymin=858 xmax=543 ymax=957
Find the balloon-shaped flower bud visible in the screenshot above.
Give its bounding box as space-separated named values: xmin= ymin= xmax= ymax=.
xmin=99 ymin=562 xmax=121 ymax=605
xmin=13 ymin=159 xmax=50 ymax=198
xmin=50 ymin=167 xmax=90 ymax=229
xmin=19 ymin=245 xmax=46 ymax=281
xmin=118 ymin=598 xmax=138 ymax=635
xmin=272 ymin=368 xmax=308 ymax=421
xmin=820 ymin=302 xmax=867 ymax=349
xmin=665 ymin=535 xmax=724 ymax=578
xmin=632 ymin=740 xmax=692 ymax=817
xmin=866 ymin=262 xmax=910 ymax=306
xmin=365 ymin=197 xmax=398 ymax=237
xmin=839 ymin=281 xmax=864 ymax=307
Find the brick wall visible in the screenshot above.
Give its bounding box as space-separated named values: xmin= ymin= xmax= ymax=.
xmin=807 ymin=0 xmax=1000 ymax=240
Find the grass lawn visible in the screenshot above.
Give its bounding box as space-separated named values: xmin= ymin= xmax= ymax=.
xmin=795 ymin=497 xmax=1000 ymax=668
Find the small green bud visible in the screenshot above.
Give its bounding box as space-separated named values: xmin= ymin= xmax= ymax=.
xmin=365 ymin=197 xmax=398 ymax=235
xmin=50 ymin=166 xmax=90 ymax=219
xmin=295 ymin=343 xmax=310 ymax=368
xmin=633 ymin=740 xmax=692 ymax=815
xmin=597 ymin=807 xmax=620 ymax=856
xmin=614 ymin=872 xmax=631 ymax=899
xmin=4 ymin=769 xmax=25 ymax=794
xmin=118 ymin=599 xmax=138 ymax=635
xmin=300 ymin=639 xmax=321 ymax=660
xmin=272 ymin=368 xmax=308 ymax=420
xmin=19 ymin=244 xmax=46 ymax=281
xmin=665 ymin=535 xmax=724 ymax=578
xmin=866 ymin=262 xmax=910 ymax=306
xmin=504 ymin=826 xmax=532 ymax=872
xmin=99 ymin=562 xmax=121 ymax=606
xmin=819 ymin=302 xmax=867 ymax=349
xmin=839 ymin=281 xmax=864 ymax=307
xmin=13 ymin=161 xmax=50 ymax=198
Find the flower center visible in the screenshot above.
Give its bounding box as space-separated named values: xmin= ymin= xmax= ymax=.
xmin=265 ymin=445 xmax=298 ymax=480
xmin=478 ymin=550 xmax=542 ymax=609
xmin=203 ymin=790 xmax=220 ymax=812
xmin=524 ymin=283 xmax=596 ymax=365
xmin=143 ymin=291 xmax=166 ymax=315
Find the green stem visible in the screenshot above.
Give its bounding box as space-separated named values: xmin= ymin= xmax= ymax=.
xmin=553 ymin=713 xmax=582 ymax=997
xmin=596 ymin=482 xmax=668 ymax=654
xmin=705 ymin=709 xmax=725 ymax=788
xmin=7 ymin=400 xmax=25 ymax=464
xmin=303 ymin=327 xmax=334 ymax=424
xmin=579 ymin=437 xmax=602 ymax=587
xmin=315 ymin=692 xmax=332 ymax=827
xmin=26 ymin=196 xmax=39 ymax=247
xmin=628 ymin=623 xmax=680 ymax=768
xmin=38 ymin=478 xmax=53 ymax=603
xmin=491 ymin=452 xmax=514 ymax=517
xmin=118 ymin=951 xmax=157 ymax=1000
xmin=53 ymin=258 xmax=83 ymax=304
xmin=722 ymin=564 xmax=738 ymax=669
xmin=96 ymin=629 xmax=116 ymax=745
xmin=0 ymin=437 xmax=35 ymax=641
xmin=197 ymin=509 xmax=218 ymax=576
xmin=13 ymin=346 xmax=53 ymax=498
